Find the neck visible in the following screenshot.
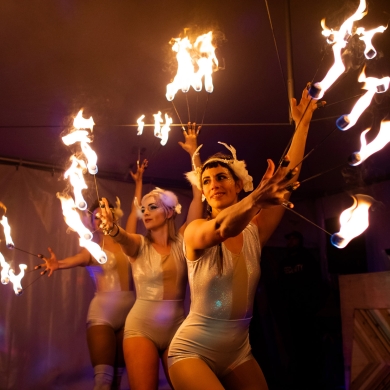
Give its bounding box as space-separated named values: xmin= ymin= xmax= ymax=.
xmin=149 ymin=223 xmax=170 ymax=246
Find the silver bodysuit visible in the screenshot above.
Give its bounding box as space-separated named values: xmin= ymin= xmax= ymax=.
xmin=86 ymin=248 xmax=135 ymax=330
xmin=168 ymin=222 xmax=261 ymax=377
xmin=124 ymin=235 xmax=187 ymax=352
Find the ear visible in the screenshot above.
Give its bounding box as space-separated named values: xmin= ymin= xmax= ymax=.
xmin=235 ymin=179 xmax=244 ymax=193
xmin=166 ymin=208 xmax=174 ymax=219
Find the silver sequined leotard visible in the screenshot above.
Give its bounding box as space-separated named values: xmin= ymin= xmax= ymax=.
xmin=124 ymin=235 xmax=187 ymax=352
xmin=168 ymin=222 xmax=261 ymax=377
xmin=86 ymin=248 xmax=135 ymax=330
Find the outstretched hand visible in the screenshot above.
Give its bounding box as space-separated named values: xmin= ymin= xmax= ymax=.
xmin=254 ymin=156 xmax=299 ymax=209
xmin=178 ymin=122 xmax=201 ymax=156
xmin=98 ymin=198 xmax=115 ymax=234
xmin=291 ymin=84 xmax=325 ymax=126
xmin=35 ymin=247 xmax=59 ymax=277
xmin=130 ymin=159 xmax=148 ymax=183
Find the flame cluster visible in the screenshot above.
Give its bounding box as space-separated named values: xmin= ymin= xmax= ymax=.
xmin=58 ymin=110 xmax=107 ymax=264
xmin=0 ymin=216 xmax=27 ymax=295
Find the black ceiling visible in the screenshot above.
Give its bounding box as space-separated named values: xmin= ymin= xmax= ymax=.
xmin=0 ymin=0 xmax=389 ymax=200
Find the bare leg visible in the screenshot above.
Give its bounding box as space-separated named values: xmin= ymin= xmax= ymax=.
xmin=221 ymin=358 xmax=268 ymax=390
xmin=123 ymin=336 xmax=160 ymax=390
xmin=112 ymin=329 xmax=125 ymax=390
xmin=87 ymin=325 xmax=116 ymax=390
xmin=87 ymin=325 xmax=117 ymax=366
xmin=169 ymin=358 xmax=225 ymax=390
xmin=161 ymin=348 xmax=173 ymax=389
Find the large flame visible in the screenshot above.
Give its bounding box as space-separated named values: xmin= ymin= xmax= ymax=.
xmin=79 ymin=238 xmax=107 ymax=264
xmin=336 ymin=69 xmax=390 ymax=131
xmin=310 ymin=0 xmax=368 ymax=99
xmin=8 ymin=264 xmax=27 ymax=295
xmin=349 ymin=121 xmax=390 ymax=166
xmin=331 ymin=194 xmax=373 ymax=248
xmin=0 ymin=216 xmax=15 ymax=248
xmin=73 ymin=109 xmax=95 ymax=131
xmin=57 ymin=193 xmax=93 ymax=240
xmin=356 ymin=25 xmax=387 ymax=59
xmin=64 ymin=156 xmax=88 ymax=210
xmin=166 ymin=31 xmax=218 ymax=101
xmin=0 ymin=252 xmax=10 ymax=284
xmin=62 ymin=129 xmax=91 ymax=146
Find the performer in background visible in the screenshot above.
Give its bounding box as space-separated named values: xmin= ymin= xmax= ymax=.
xmin=37 ymin=199 xmax=135 ymax=390
xmin=167 ymin=86 xmax=320 ymax=390
xmin=98 ymin=123 xmax=203 ymax=390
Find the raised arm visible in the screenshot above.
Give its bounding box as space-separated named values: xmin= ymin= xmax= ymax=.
xmin=253 ymin=85 xmax=322 ymax=246
xmin=184 ymin=159 xmax=294 ymax=255
xmin=99 ymin=198 xmax=142 ymax=259
xmin=178 ymin=123 xmax=203 ymax=236
xmin=125 ymin=159 xmax=148 ymax=234
xmin=35 ymin=246 xmax=92 ymax=277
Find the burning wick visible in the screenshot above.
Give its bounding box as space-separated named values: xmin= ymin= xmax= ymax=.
xmin=8 ymin=264 xmax=27 ymax=295
xmin=331 ymin=194 xmax=373 ymax=248
xmin=348 ymin=121 xmax=390 ymax=166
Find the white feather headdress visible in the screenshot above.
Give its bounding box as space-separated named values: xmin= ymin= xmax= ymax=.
xmin=185 ymin=142 xmax=253 ymax=198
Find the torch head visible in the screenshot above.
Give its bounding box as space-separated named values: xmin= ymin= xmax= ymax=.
xmin=330 ymin=233 xmax=347 ymax=249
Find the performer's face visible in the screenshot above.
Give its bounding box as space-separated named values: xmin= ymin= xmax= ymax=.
xmin=201 ymin=165 xmax=241 ymax=210
xmin=91 ymin=208 xmax=102 ymax=231
xmin=141 ymin=195 xmax=167 ymax=229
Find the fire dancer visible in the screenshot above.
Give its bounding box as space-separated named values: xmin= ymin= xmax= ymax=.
xmin=36 ymin=199 xmax=135 ymax=390
xmin=166 ymin=86 xmax=319 ymax=390
xmin=98 ymin=123 xmax=203 ymax=390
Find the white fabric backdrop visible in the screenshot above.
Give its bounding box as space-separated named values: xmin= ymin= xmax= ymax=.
xmin=0 ymin=164 xmax=192 ymax=390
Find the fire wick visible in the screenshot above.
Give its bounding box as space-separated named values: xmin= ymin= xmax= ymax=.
xmin=8 ymin=245 xmax=42 ymax=259
xmin=185 ymin=93 xmax=191 ymax=123
xmin=170 ymin=101 xmax=186 ymax=131
xmin=281 ymin=204 xmax=331 ymax=236
xmin=299 ymin=162 xmax=346 ymax=185
xmin=200 ymin=93 xmax=211 ymax=127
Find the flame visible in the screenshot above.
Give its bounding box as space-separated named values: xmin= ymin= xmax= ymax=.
xmin=64 ymin=156 xmax=88 ymax=210
xmin=331 ymin=194 xmax=373 ymax=248
xmin=62 ymin=130 xmax=91 ymax=146
xmin=0 ymin=252 xmax=10 ymax=284
xmin=57 ymin=193 xmax=93 ymax=240
xmin=153 ymin=111 xmax=163 ymax=137
xmin=310 ymin=0 xmax=368 ymax=99
xmin=166 ymin=31 xmax=218 ymax=101
xmin=159 ymin=114 xmax=172 ymax=146
xmin=8 ymin=264 xmax=27 ymax=295
xmin=349 ymin=121 xmax=390 ymax=166
xmin=79 ymin=238 xmax=107 ymax=264
xmin=137 ymin=115 xmax=145 ymax=135
xmin=336 ymin=69 xmax=390 ymax=131
xmin=356 ymin=25 xmax=387 ymax=59
xmin=0 ymin=216 xmax=15 ymax=248
xmin=80 ymin=142 xmax=98 ymax=175
xmin=73 ymin=110 xmax=95 ymax=131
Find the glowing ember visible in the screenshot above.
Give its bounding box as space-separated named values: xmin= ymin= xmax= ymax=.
xmin=349 ymin=121 xmax=390 ymax=166
xmin=79 ymin=238 xmax=107 ymax=264
xmin=336 ymin=69 xmax=390 ymax=131
xmin=310 ymin=0 xmax=368 ymax=99
xmin=8 ymin=264 xmax=27 ymax=295
xmin=73 ymin=109 xmax=95 ymax=131
xmin=57 ymin=193 xmax=93 ymax=240
xmin=64 ymin=156 xmax=88 ymax=210
xmin=166 ymin=31 xmax=218 ymax=101
xmin=137 ymin=115 xmax=145 ymax=135
xmin=0 ymin=216 xmax=15 ymax=249
xmin=0 ymin=252 xmax=10 ymax=284
xmin=331 ymin=194 xmax=373 ymax=248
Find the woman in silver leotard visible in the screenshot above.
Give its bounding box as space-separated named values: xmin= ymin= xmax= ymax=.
xmin=38 ymin=199 xmax=135 ymax=390
xmin=167 ymin=87 xmax=320 ymax=390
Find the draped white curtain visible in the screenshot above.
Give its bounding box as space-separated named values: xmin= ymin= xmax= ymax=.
xmin=0 ymin=164 xmax=192 ymax=390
